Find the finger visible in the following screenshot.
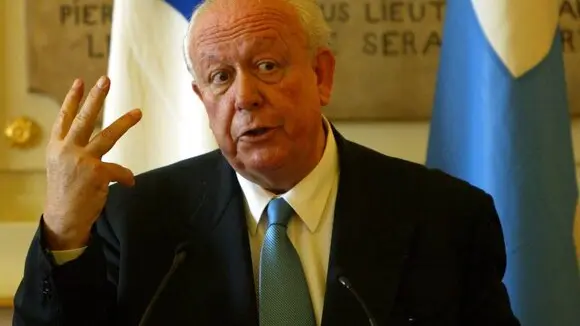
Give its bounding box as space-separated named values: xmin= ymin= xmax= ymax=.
xmin=51 ymin=79 xmax=84 ymax=140
xmin=103 ymin=162 xmax=135 ymax=187
xmin=67 ymin=76 xmax=110 ymax=145
xmin=86 ymin=109 xmax=142 ymax=158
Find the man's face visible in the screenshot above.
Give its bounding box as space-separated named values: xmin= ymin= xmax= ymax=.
xmin=189 ymin=0 xmax=334 ymax=186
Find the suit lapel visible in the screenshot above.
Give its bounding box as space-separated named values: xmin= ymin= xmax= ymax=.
xmin=183 ymin=155 xmax=259 ymax=325
xmin=321 ymin=130 xmax=416 ymax=325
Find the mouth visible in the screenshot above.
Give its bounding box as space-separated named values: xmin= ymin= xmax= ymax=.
xmin=240 ymin=127 xmax=277 ymax=141
xmin=243 ymin=127 xmax=272 ymax=137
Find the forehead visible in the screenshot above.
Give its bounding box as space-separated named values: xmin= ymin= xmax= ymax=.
xmin=190 ymin=0 xmax=307 ymax=54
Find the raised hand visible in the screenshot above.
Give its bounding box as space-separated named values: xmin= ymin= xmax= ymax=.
xmin=43 ymin=76 xmax=142 ymax=250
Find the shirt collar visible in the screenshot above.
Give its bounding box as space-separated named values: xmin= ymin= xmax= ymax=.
xmin=236 ymin=116 xmax=339 ymax=234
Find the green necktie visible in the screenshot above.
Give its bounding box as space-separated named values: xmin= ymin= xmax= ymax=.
xmin=258 ymin=197 xmax=316 ymax=326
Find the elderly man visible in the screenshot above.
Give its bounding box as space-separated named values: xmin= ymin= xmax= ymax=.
xmin=13 ymin=0 xmax=520 ymax=325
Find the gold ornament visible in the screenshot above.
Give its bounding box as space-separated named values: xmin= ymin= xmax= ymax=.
xmin=4 ymin=116 xmax=41 ymax=148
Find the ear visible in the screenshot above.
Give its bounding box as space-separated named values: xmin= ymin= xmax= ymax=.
xmin=313 ymin=47 xmax=335 ymax=106
xmin=192 ymin=81 xmax=202 ymax=100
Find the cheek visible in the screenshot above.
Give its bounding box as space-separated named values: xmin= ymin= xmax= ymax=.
xmin=279 ymin=74 xmax=305 ymax=101
xmin=279 ymin=68 xmax=319 ymax=109
xmin=205 ymin=99 xmax=235 ymax=142
xmin=277 ymin=74 xmax=319 ymax=132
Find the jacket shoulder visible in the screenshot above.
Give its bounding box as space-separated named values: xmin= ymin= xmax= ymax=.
xmin=344 ymin=140 xmax=492 ymax=204
xmin=102 ymin=150 xmax=225 ymax=221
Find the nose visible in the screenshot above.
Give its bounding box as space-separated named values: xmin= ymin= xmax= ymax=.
xmin=233 ymin=73 xmax=263 ymax=111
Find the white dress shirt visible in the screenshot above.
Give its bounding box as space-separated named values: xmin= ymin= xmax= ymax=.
xmin=236 ymin=118 xmax=339 ymax=325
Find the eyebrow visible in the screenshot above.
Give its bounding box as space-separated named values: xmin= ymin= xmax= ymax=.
xmin=198 ymin=53 xmax=221 ymax=63
xmin=198 ymin=35 xmax=287 ymax=61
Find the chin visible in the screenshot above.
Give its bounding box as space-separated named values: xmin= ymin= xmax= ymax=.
xmin=241 ymin=147 xmax=289 ymax=173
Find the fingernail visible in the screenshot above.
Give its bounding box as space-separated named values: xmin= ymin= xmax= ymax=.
xmin=97 ymin=76 xmax=109 ymax=88
xmin=72 ymin=79 xmax=81 ymax=88
xmin=130 ymin=109 xmax=142 ymax=118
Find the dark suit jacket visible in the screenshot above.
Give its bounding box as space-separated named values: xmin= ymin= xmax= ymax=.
xmin=13 ymin=131 xmax=520 ymax=326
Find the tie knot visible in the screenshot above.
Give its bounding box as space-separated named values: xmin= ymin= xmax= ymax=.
xmin=266 ymin=197 xmax=294 ymax=227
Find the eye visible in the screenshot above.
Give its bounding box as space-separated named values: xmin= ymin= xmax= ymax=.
xmin=257 ymin=61 xmax=278 ymax=72
xmin=210 ymin=71 xmax=231 ymax=84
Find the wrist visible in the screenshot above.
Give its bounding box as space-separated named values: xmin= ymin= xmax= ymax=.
xmin=42 ymin=218 xmax=91 ymax=250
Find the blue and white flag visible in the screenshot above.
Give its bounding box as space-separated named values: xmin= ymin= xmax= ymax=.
xmin=427 ymin=0 xmax=580 ymax=325
xmin=103 ymin=0 xmax=216 ymax=174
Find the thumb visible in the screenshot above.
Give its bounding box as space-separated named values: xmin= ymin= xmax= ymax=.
xmin=103 ymin=162 xmax=135 ymax=187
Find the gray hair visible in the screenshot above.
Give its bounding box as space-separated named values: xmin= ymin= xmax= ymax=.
xmin=182 ymin=0 xmax=332 ymax=81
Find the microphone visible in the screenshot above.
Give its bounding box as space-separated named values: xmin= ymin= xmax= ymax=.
xmin=338 ymin=275 xmax=378 ymax=326
xmin=138 ymin=242 xmax=189 ymax=326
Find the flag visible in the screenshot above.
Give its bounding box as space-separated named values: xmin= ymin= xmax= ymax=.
xmin=103 ymin=0 xmax=216 ymax=175
xmin=426 ymin=0 xmax=580 ymax=325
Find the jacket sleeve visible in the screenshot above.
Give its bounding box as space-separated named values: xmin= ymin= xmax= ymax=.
xmin=461 ymin=193 xmax=521 ymax=326
xmin=12 ymin=214 xmax=119 ymax=326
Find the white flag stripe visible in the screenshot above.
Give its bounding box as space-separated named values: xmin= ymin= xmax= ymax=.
xmin=471 ymin=0 xmax=559 ymax=78
xmin=103 ymin=0 xmax=216 ymax=175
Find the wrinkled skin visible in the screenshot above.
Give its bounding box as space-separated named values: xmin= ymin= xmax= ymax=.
xmin=43 ymin=77 xmax=142 ymax=250
xmin=190 ymin=0 xmax=335 ymax=193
